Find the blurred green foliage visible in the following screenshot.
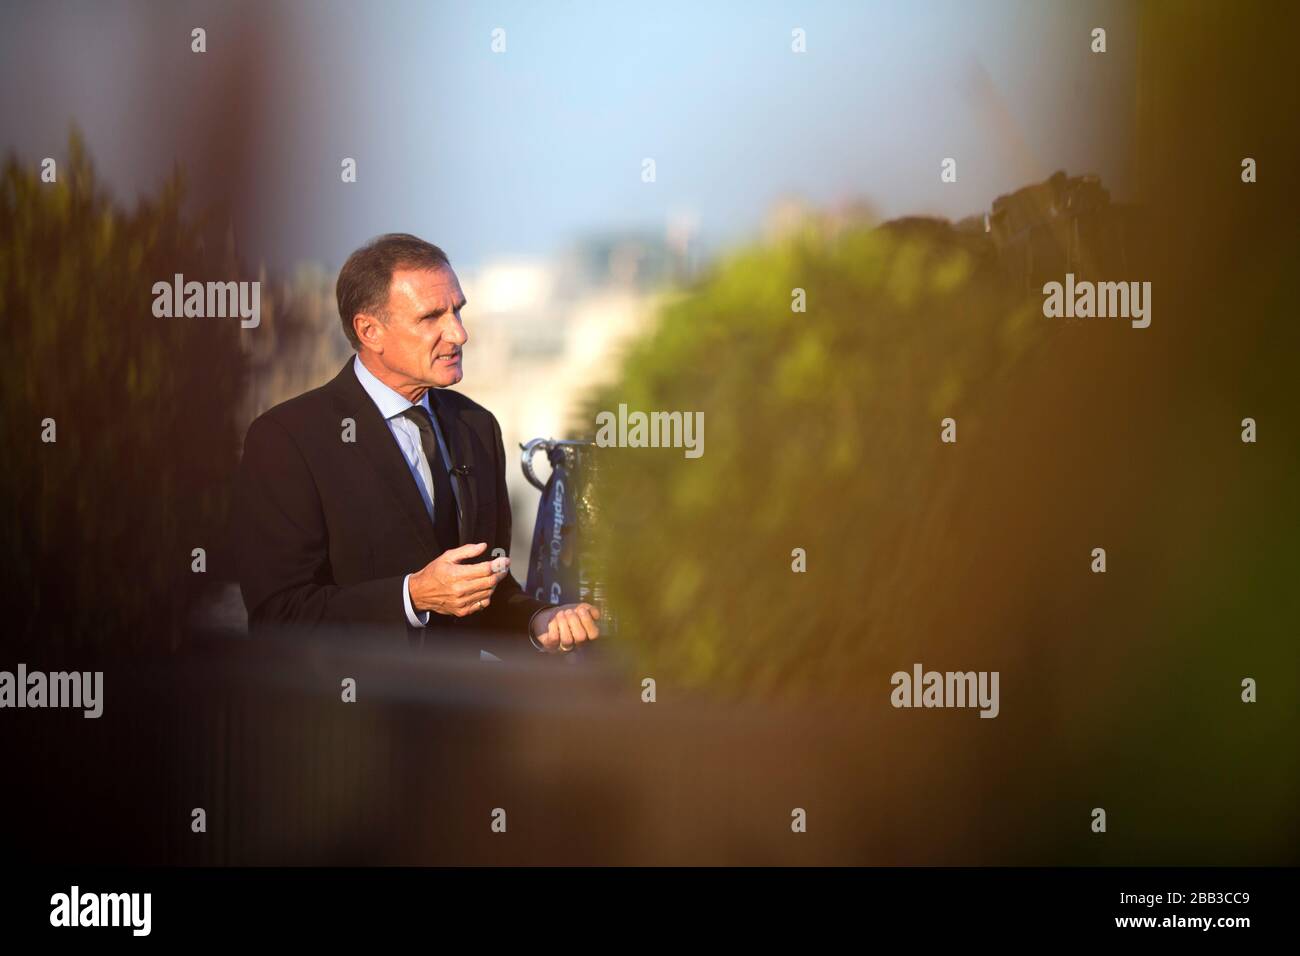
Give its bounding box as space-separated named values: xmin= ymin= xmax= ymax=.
xmin=0 ymin=131 xmax=248 ymax=650
xmin=585 ymin=219 xmax=1044 ymax=700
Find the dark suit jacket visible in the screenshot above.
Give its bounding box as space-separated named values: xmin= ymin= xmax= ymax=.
xmin=233 ymin=358 xmax=549 ymax=650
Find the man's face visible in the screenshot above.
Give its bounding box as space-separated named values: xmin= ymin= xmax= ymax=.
xmin=365 ymin=265 xmax=468 ymax=388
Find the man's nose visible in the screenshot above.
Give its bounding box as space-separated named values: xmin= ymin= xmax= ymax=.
xmin=445 ymin=314 xmax=468 ymax=346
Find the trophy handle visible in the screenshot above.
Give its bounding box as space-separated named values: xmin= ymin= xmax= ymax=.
xmin=519 ymin=438 xmax=552 ymax=491
xmin=520 ymin=438 xmax=596 ymax=491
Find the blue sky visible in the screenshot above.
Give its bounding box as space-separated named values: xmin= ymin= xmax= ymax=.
xmin=1 ymin=0 xmax=1135 ymax=271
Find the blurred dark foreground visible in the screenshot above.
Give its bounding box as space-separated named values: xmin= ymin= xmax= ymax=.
xmin=5 ymin=621 xmax=1292 ymax=867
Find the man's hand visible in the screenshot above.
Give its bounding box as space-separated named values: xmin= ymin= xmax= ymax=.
xmin=530 ymin=603 xmax=602 ymax=653
xmin=408 ymin=542 xmax=510 ymax=617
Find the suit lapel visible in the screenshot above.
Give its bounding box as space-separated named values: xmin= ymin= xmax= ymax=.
xmin=330 ymin=360 xmax=439 ymax=554
xmin=428 ymin=390 xmax=479 ymax=546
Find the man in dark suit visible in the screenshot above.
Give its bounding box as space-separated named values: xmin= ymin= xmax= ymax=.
xmin=233 ymin=233 xmax=601 ymax=654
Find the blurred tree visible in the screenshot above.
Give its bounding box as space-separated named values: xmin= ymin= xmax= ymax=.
xmin=0 ymin=131 xmax=248 ymax=651
xmin=583 ymin=217 xmax=1046 ymax=700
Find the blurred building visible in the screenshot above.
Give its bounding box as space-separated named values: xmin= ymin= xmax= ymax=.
xmin=457 ymin=229 xmax=694 ymax=563
xmin=764 ymin=193 xmax=881 ymax=242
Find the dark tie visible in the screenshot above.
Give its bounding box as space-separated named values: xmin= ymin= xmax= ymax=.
xmin=399 ymin=405 xmax=461 ymax=547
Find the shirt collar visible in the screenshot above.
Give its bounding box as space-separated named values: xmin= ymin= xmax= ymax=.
xmin=352 ymin=353 xmax=431 ymax=421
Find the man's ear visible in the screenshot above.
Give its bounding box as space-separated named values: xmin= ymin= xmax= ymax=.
xmin=354 ymin=312 xmax=383 ymax=353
